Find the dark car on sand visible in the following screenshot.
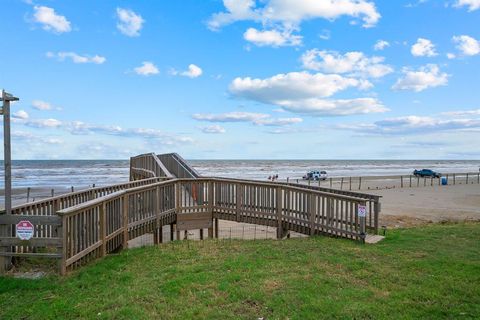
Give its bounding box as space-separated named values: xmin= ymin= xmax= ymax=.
xmin=413 ymin=169 xmax=441 ymax=178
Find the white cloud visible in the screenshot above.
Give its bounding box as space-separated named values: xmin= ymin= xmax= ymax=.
xmin=134 ymin=61 xmax=159 ymax=76
xmin=301 ymin=50 xmax=393 ymax=78
xmin=411 ymin=38 xmax=437 ymax=57
xmin=442 ymin=109 xmax=480 ymax=117
xmin=452 ymin=35 xmax=480 ymax=56
xmin=32 ymin=100 xmax=51 ymax=110
xmin=25 ymin=118 xmax=62 ymax=128
xmin=447 ymin=53 xmax=456 ymax=59
xmin=66 ymin=121 xmax=194 ymax=145
xmin=171 ymin=64 xmax=203 ymax=78
xmin=276 ymin=97 xmax=387 ymax=116
xmin=32 ymin=100 xmax=62 ymax=111
xmin=340 ymin=115 xmax=480 ymax=135
xmin=208 ymin=0 xmax=258 ymax=30
xmin=12 ymin=131 xmax=63 ymax=145
xmin=392 ymin=64 xmax=448 ymax=92
xmin=14 ymin=115 xmax=193 ymax=147
xmin=208 ymin=0 xmax=380 ymax=30
xmin=12 ymin=110 xmax=29 ymax=120
xmin=230 ymin=71 xmax=372 ymax=102
xmin=229 ymin=71 xmax=387 ymax=116
xmin=193 ymin=112 xmax=304 ymax=126
xmin=254 ymin=117 xmax=303 ymax=126
xmin=116 ymin=8 xmax=144 ymax=37
xmin=193 ymin=112 xmax=269 ymax=123
xmin=33 ymin=6 xmax=71 ymax=33
xmin=454 ymin=0 xmax=480 ymax=11
xmin=46 ymin=52 xmax=106 ymax=64
xmin=319 ymin=29 xmax=331 ymax=40
xmin=200 ymin=125 xmax=226 ymax=134
xmin=373 ymin=40 xmax=390 ymax=51
xmin=243 ymin=28 xmax=302 ymax=47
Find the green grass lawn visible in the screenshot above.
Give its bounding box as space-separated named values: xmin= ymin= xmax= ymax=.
xmin=1 ymin=223 xmax=479 ymax=319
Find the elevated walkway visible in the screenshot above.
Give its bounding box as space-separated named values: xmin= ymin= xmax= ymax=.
xmin=0 ymin=152 xmax=382 ymax=275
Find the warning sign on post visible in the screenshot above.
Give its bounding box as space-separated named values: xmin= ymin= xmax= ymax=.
xmin=358 ymin=205 xmax=367 ymax=217
xmin=16 ymin=220 xmax=34 ymax=240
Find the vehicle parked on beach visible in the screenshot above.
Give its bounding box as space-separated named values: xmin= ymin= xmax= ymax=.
xmin=413 ymin=169 xmax=441 ymax=178
xmin=303 ymin=170 xmax=328 ymax=181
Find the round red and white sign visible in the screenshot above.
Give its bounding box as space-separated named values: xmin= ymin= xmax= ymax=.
xmin=16 ymin=220 xmax=34 ymax=240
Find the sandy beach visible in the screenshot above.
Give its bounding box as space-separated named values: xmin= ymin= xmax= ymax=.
xmin=373 ymin=183 xmax=480 ymax=227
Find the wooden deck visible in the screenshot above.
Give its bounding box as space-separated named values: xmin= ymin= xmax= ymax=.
xmin=0 ymin=152 xmax=382 ymax=274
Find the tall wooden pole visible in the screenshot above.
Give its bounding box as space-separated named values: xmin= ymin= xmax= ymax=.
xmin=1 ymin=90 xmax=17 ymax=215
xmin=0 ymin=90 xmax=19 ymax=273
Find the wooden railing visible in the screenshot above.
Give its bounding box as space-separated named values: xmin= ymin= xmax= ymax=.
xmin=130 ymin=153 xmax=173 ymax=180
xmin=58 ymin=181 xmax=177 ymax=273
xmin=0 ymin=177 xmax=168 ymax=266
xmin=278 ymin=182 xmax=380 ymax=233
xmin=156 ymin=153 xmax=200 ymax=178
xmin=0 ymin=152 xmax=384 ymax=275
xmin=6 ymin=177 xmax=369 ymax=274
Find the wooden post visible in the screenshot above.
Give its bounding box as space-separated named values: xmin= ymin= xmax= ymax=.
xmin=60 ymin=215 xmax=67 ymax=275
xmin=453 ymin=174 xmax=456 ymax=185
xmin=309 ymin=194 xmax=316 ymax=236
xmin=2 ymin=90 xmax=15 ymax=215
xmin=401 ymin=176 xmax=403 ymax=188
xmin=409 ymin=175 xmax=412 ymax=188
xmin=235 ymin=183 xmax=241 ymax=222
xmin=208 ymin=181 xmax=214 ymax=238
xmin=276 ymin=187 xmax=283 ymax=239
xmin=359 ymin=202 xmax=366 ymax=244
xmin=214 ymin=218 xmax=219 ymax=238
xmin=26 ymin=187 xmax=31 ymax=202
xmin=340 ymin=178 xmax=344 ymax=190
xmin=122 ymin=194 xmax=129 ymax=248
xmin=373 ymin=200 xmax=380 ymax=233
xmin=175 ymin=182 xmax=181 ymax=240
xmin=358 ymin=177 xmax=362 ymax=190
xmin=330 ymin=178 xmax=332 ymax=188
xmin=0 ymin=90 xmax=18 ymax=273
xmin=200 ymin=228 xmax=204 ymax=240
xmin=477 ymin=173 xmax=479 ymax=184
xmin=349 ymin=177 xmax=352 ymax=191
xmin=51 ymin=189 xmax=55 ymax=197
xmin=170 ymin=223 xmax=174 ymax=241
xmin=153 ymin=187 xmax=160 ymax=245
xmin=466 ymin=173 xmax=469 ymax=184
xmin=100 ymin=202 xmax=106 ymax=257
xmin=286 ymin=177 xmax=289 ymax=184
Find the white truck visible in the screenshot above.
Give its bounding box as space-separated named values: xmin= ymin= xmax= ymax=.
xmin=303 ymin=170 xmax=328 ymax=181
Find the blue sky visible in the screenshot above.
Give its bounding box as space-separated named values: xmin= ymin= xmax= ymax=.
xmin=1 ymin=0 xmax=480 ymax=159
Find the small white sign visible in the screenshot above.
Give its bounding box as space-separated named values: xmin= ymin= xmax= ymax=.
xmin=16 ymin=220 xmax=34 ymax=240
xmin=358 ymin=205 xmax=367 ymax=217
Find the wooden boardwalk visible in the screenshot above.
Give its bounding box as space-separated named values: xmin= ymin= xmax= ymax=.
xmin=0 ymin=152 xmax=381 ymax=274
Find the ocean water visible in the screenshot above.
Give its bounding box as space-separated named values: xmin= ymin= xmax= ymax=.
xmin=0 ymin=159 xmax=479 ymax=190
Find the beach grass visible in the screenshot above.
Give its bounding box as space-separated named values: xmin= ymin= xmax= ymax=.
xmin=1 ymin=222 xmax=479 ymax=319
